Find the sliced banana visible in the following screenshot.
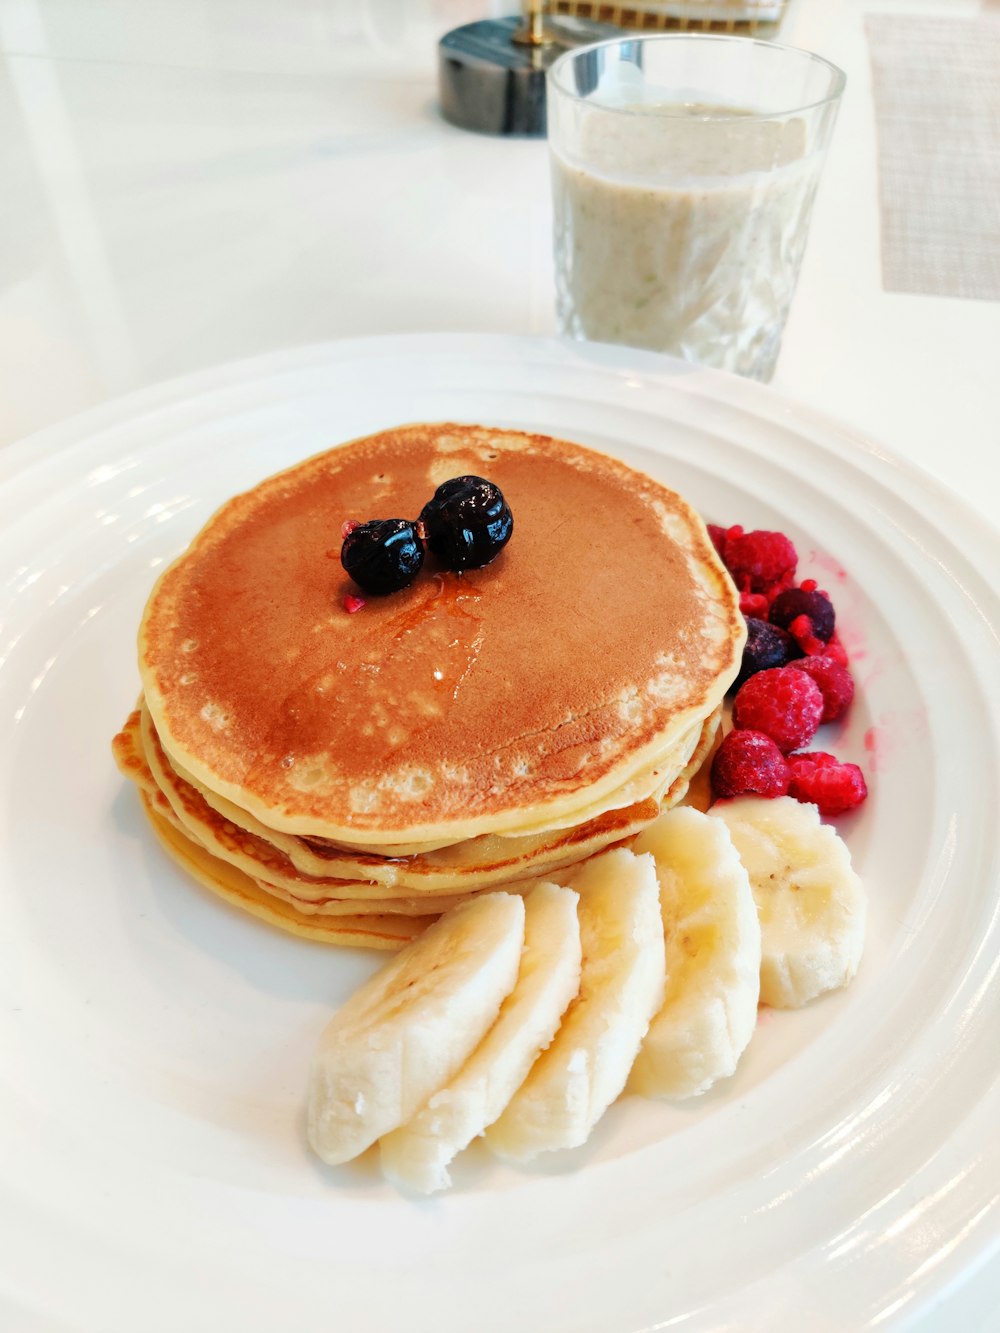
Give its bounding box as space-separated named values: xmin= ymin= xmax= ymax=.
xmin=710 ymin=796 xmax=866 ymax=1009
xmin=629 ymin=806 xmax=761 ymax=1099
xmin=379 ymin=882 xmax=582 ymax=1194
xmin=307 ymin=892 xmax=524 ymax=1165
xmin=485 ymin=848 xmax=665 ymax=1162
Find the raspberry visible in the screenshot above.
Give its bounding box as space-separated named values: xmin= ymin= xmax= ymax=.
xmin=787 ymin=751 xmax=868 ymax=816
xmin=789 ymin=656 xmax=855 ymax=722
xmin=711 ymin=730 xmax=791 ymax=800
xmin=343 ymin=594 xmax=366 ymax=613
xmin=721 ymin=529 xmax=798 ymax=593
xmin=732 ymin=666 xmax=823 ymax=753
xmin=769 ymin=586 xmax=835 ymax=643
xmin=759 ymin=568 xmax=798 ymax=605
xmin=824 ymin=633 xmax=850 ymax=667
xmin=734 ymin=616 xmax=800 ymax=690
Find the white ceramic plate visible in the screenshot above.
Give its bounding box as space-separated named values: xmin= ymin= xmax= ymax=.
xmin=2 ymin=334 xmax=998 ymax=1333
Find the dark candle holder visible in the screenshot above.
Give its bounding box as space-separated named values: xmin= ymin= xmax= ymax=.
xmin=438 ymin=7 xmax=619 ymax=136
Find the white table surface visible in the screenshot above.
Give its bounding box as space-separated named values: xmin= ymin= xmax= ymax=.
xmin=1 ymin=1 xmax=998 ymax=1328
xmin=1 ymin=0 xmax=999 ymax=526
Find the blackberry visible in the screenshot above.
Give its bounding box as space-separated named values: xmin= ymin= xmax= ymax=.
xmin=733 ymin=616 xmax=800 ymax=690
xmin=769 ymin=586 xmax=836 ymax=643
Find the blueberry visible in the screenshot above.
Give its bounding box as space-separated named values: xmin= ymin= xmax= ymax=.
xmin=733 ymin=616 xmax=800 ymax=690
xmin=769 ymin=587 xmax=835 ymax=642
xmin=341 ymin=518 xmax=424 ymax=595
xmin=419 ymin=476 xmax=513 ymax=572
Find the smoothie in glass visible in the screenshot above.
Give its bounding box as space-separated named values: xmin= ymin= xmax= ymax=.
xmin=547 ymin=38 xmax=844 ymax=381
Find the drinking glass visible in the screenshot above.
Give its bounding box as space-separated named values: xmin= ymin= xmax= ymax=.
xmin=547 ymin=35 xmax=845 ymax=381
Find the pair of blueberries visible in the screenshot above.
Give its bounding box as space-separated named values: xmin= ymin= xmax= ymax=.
xmin=341 ymin=475 xmax=513 ymax=595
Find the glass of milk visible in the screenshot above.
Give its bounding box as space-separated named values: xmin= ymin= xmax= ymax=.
xmin=547 ymin=35 xmax=845 ymax=381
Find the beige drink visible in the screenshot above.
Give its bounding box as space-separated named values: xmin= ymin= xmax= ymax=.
xmin=552 ymin=105 xmax=820 ymax=380
xmin=546 ymin=38 xmax=844 ymax=381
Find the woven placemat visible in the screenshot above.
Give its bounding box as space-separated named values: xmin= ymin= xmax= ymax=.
xmin=866 ymin=14 xmax=1000 ymax=300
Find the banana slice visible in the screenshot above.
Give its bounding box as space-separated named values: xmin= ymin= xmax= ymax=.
xmin=307 ymin=892 xmax=524 ymax=1165
xmin=379 ymin=882 xmax=582 ymax=1193
xmin=485 ymin=848 xmax=665 ymax=1162
xmin=629 ymin=806 xmax=761 ymax=1099
xmin=710 ymin=796 xmax=866 ymax=1009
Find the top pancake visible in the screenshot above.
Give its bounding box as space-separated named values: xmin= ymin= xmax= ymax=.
xmin=139 ymin=424 xmax=743 ymax=844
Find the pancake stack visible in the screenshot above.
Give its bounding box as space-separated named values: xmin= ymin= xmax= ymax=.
xmin=113 ymin=424 xmax=744 ymax=947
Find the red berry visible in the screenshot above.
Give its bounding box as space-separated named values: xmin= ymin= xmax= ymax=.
xmin=732 ymin=666 xmax=824 ymax=753
xmin=789 ymin=656 xmax=855 ymax=722
xmin=825 ymin=633 xmax=850 ymax=667
xmin=711 ymin=730 xmax=791 ymax=800
xmin=759 ymin=568 xmax=798 ymax=605
xmin=343 ymin=593 xmax=366 ymax=613
xmin=721 ymin=529 xmax=798 ymax=593
xmin=787 ymin=751 xmax=868 ymax=816
xmin=739 ymin=591 xmax=769 ymax=618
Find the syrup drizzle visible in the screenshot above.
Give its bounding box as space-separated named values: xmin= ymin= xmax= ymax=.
xmin=252 ymin=572 xmax=487 ymax=784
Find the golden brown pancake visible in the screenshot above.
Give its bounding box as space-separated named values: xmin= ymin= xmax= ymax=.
xmin=123 ymin=704 xmax=719 ymax=900
xmin=116 ymin=705 xmax=720 ymax=943
xmin=163 ymin=708 xmax=702 ymax=858
xmin=138 ymin=424 xmax=743 ymax=846
xmin=154 ymin=708 xmax=707 ymax=878
xmin=141 ymin=796 xmax=427 ymax=949
xmin=127 ymin=732 xmax=473 ymax=920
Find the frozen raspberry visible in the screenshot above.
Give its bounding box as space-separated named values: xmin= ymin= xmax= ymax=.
xmin=759 ymin=568 xmax=798 ymax=605
xmin=711 ymin=730 xmax=791 ymax=800
xmin=769 ymin=586 xmax=835 ymax=643
xmin=734 ymin=616 xmax=800 ymax=690
xmin=787 ymin=751 xmax=868 ymax=816
xmin=824 ymin=633 xmax=850 ymax=667
xmin=789 ymin=655 xmax=855 ymax=722
xmin=721 ymin=529 xmax=798 ymax=593
xmin=732 ymin=666 xmax=824 ymax=753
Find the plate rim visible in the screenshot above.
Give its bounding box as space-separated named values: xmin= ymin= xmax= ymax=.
xmin=3 ymin=333 xmax=999 ymax=566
